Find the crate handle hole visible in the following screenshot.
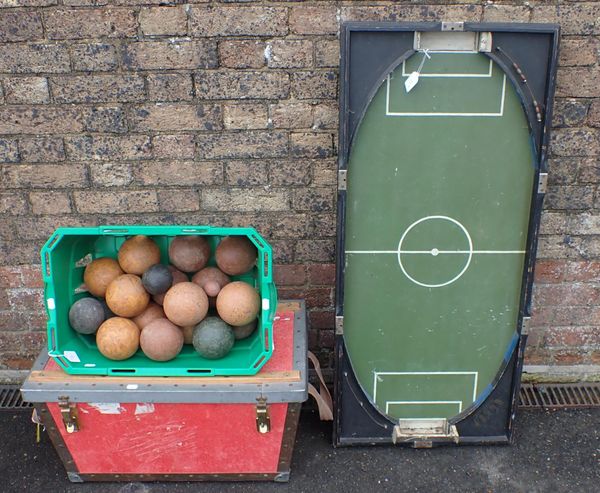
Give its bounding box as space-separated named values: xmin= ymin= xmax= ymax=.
xmin=186 ymin=369 xmax=211 ymax=374
xmin=253 ymin=355 xmax=266 ymax=369
xmin=110 ymin=369 xmax=136 ymax=373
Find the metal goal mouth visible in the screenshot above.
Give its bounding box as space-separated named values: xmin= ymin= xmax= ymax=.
xmin=519 ymin=383 xmax=600 ymax=409
xmin=0 ymin=385 xmax=32 ymax=410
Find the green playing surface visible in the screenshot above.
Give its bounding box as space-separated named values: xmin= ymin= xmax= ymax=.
xmin=343 ymin=52 xmax=534 ymax=421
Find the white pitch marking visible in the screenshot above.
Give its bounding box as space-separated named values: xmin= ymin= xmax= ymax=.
xmin=385 ymin=400 xmax=463 ymax=415
xmin=402 ymin=58 xmax=493 ymax=78
xmin=347 ymin=250 xmax=525 ymax=254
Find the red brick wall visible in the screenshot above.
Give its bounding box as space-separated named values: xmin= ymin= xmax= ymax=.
xmin=0 ymin=1 xmax=598 ymax=376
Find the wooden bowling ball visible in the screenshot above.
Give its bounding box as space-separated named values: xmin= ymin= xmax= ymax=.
xmin=180 ymin=325 xmax=194 ymax=345
xmin=142 ymin=264 xmax=173 ymax=295
xmin=191 ymin=267 xmax=231 ymax=306
xmin=105 ymin=274 xmax=150 ymax=318
xmin=98 ymin=298 xmax=115 ymax=319
xmin=216 ymin=281 xmax=260 ymax=326
xmin=153 ymin=266 xmax=187 ymax=305
xmin=84 ymin=257 xmax=123 ymax=297
xmin=96 ymin=317 xmax=140 ymax=361
xmin=192 ymin=316 xmax=235 ymax=360
xmin=68 ymin=297 xmax=105 ymax=335
xmin=132 ymin=302 xmax=165 ymax=331
xmin=233 ymin=319 xmax=257 ymax=340
xmin=168 ymin=236 xmax=211 ymax=273
xmin=118 ymin=235 xmax=161 ymax=275
xmin=215 ymin=236 xmax=257 ymax=276
xmin=163 ymin=282 xmax=209 ymax=327
xmin=140 ymin=318 xmax=184 ymax=362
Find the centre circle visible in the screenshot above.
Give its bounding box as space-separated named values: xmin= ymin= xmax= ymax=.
xmin=397 ymin=215 xmax=473 ymax=288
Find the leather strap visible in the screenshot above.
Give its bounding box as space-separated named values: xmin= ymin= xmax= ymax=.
xmin=307 ymin=351 xmax=333 ymax=421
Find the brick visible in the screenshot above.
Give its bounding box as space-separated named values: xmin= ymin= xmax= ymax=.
xmin=483 ymin=4 xmax=530 ymax=22
xmin=71 ymin=43 xmax=118 ymax=72
xmin=549 ymin=128 xmax=599 ymax=157
xmin=533 ymin=306 xmax=600 ymax=328
xmin=51 ymin=75 xmax=145 ymax=104
xmin=546 ymin=185 xmax=595 ymax=210
xmin=152 ymin=134 xmax=195 ymax=160
xmin=569 ymin=213 xmax=600 ymax=235
xmin=0 ymin=193 xmax=27 ymax=215
xmin=308 ymin=263 xmax=335 ymax=286
xmin=0 ymin=267 xmax=23 ymax=288
xmin=267 ymin=39 xmax=313 ymax=69
xmin=190 ymin=6 xmax=287 ymax=37
xmin=290 ymin=5 xmax=338 ymax=35
xmin=534 ymin=259 xmax=567 ymax=283
xmin=532 ymin=3 xmax=600 ymax=35
xmin=273 ymin=264 xmax=307 ymax=287
xmin=74 ymin=190 xmax=159 ymax=214
xmin=0 ymin=43 xmax=70 ymax=74
xmin=84 ymin=106 xmax=127 ymax=134
xmin=566 ymin=261 xmax=600 ymax=282
xmin=0 ymin=12 xmax=43 ymax=42
xmin=130 ymin=104 xmax=221 ymax=132
xmin=311 ymin=214 xmax=335 ymax=237
xmin=305 ymin=287 xmax=334 ymax=309
xmin=269 ymin=160 xmax=311 ymax=186
xmin=133 ymin=161 xmax=223 ymax=186
xmin=89 ymin=162 xmax=133 ymax=187
xmin=139 ymin=6 xmax=187 ymax=36
xmin=576 ymin=158 xmax=600 ymax=184
xmin=539 ymin=212 xmax=569 ymax=235
xmin=202 ymin=188 xmax=289 ymax=212
xmin=44 ymin=8 xmax=137 ymax=40
xmin=0 ymin=241 xmax=42 ymax=265
xmin=223 ymin=103 xmax=268 ymax=130
xmin=320 ymin=329 xmax=334 ymax=349
xmin=123 ymin=40 xmax=217 ymax=70
xmin=558 ymin=38 xmax=599 ymax=67
xmin=552 ymin=99 xmax=590 ymax=128
xmin=534 ymin=283 xmax=600 ymax=307
xmin=309 ymin=310 xmax=334 ymax=330
xmin=295 ymin=239 xmax=335 ymax=262
xmin=588 ymin=100 xmax=600 ymax=128
xmin=227 ymin=213 xmax=310 ymax=240
xmin=291 ymin=133 xmax=334 ymax=159
xmin=65 ymin=135 xmax=152 ymax=161
xmin=20 ymin=265 xmax=43 ymax=289
xmin=544 ymin=327 xmax=600 ymax=349
xmin=547 ymin=158 xmax=578 ymax=185
xmin=218 ymin=40 xmax=266 ymax=69
xmin=0 ymin=107 xmax=85 ymax=134
xmin=269 ymin=239 xmax=295 ymax=264
xmin=313 ymin=102 xmax=338 ymax=130
xmin=147 ymin=74 xmax=193 ymax=102
xmin=2 ymin=77 xmax=49 ymax=104
xmin=293 ymin=187 xmax=335 ymax=212
xmin=29 ymin=192 xmax=71 ymax=215
xmin=195 ymin=71 xmax=289 ymax=100
xmin=158 ymin=189 xmax=200 ymax=213
xmin=19 ymin=137 xmax=65 ymax=162
xmin=292 ymin=71 xmax=337 ymax=99
xmin=269 ymin=101 xmax=313 ymax=129
xmin=0 ymin=0 xmax=56 ymax=5
xmin=315 ymin=38 xmax=339 ymax=68
xmin=225 ymin=161 xmax=268 ymax=186
xmin=196 ymin=131 xmax=288 ymax=159
xmin=556 ymin=67 xmax=600 ymax=98
xmin=1 ymin=163 xmax=87 ymax=188
xmin=0 ymin=139 xmax=19 ymax=163
xmin=312 ymin=159 xmax=337 ymax=186
xmin=341 ymin=4 xmax=481 ymax=23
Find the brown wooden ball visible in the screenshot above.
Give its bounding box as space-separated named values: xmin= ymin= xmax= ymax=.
xmin=140 ymin=318 xmax=184 ymax=362
xmin=180 ymin=325 xmax=194 ymax=345
xmin=163 ymin=282 xmax=209 ymax=327
xmin=84 ymin=257 xmax=123 ymax=298
xmin=233 ymin=319 xmax=257 ymax=340
xmin=105 ymin=274 xmax=150 ymax=318
xmin=192 ymin=267 xmax=231 ymax=307
xmin=132 ymin=302 xmax=165 ymax=331
xmin=153 ymin=266 xmax=188 ymax=306
xmin=96 ymin=317 xmax=140 ymax=361
xmin=216 ymin=281 xmax=260 ymax=326
xmin=215 ymin=236 xmax=258 ymax=276
xmin=168 ymin=236 xmax=211 ymax=273
xmin=117 ymin=235 xmax=161 ymax=275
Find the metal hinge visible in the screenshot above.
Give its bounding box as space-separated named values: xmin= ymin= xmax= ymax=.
xmin=392 ymin=419 xmax=459 ymax=446
xmin=335 ymin=316 xmax=344 ymax=335
xmin=441 ymin=21 xmax=464 ymax=32
xmin=58 ymin=396 xmax=79 ymax=433
xmin=256 ymin=397 xmax=271 ymax=434
xmin=338 ymin=170 xmax=347 ymax=191
xmin=538 ymin=173 xmax=548 ymax=194
xmin=521 ymin=316 xmax=531 ymax=335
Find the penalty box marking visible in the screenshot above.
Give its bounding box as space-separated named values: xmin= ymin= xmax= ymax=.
xmin=385 ymin=401 xmax=463 ymax=416
xmin=401 ymin=57 xmax=493 ymax=78
xmin=373 ymin=371 xmax=479 ymax=410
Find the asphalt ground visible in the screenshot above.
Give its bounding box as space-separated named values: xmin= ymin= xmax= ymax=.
xmin=1 ymin=407 xmax=598 ymax=493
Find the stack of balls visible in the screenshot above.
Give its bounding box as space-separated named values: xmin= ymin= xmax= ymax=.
xmin=68 ymin=234 xmax=260 ymax=363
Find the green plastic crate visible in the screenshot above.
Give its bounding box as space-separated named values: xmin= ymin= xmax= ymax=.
xmin=41 ymin=225 xmax=277 ymax=376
